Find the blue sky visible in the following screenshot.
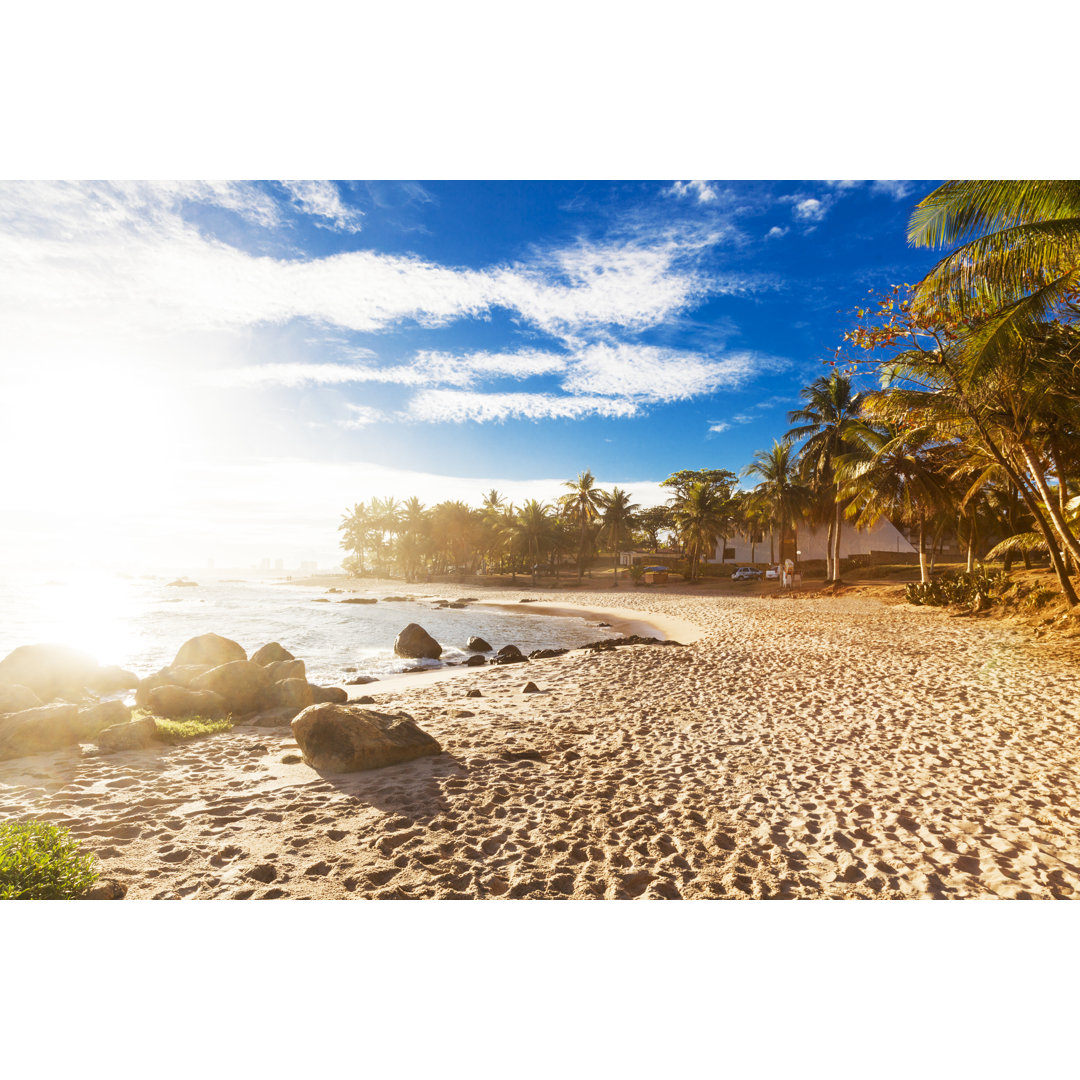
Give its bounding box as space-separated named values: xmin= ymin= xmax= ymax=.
xmin=0 ymin=179 xmax=944 ymax=570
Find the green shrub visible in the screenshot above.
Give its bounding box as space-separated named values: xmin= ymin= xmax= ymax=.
xmin=153 ymin=714 xmax=235 ymax=743
xmin=0 ymin=820 xmax=99 ymax=900
xmin=1024 ymin=585 xmax=1056 ymax=611
xmin=629 ymin=564 xmax=645 ymax=585
xmin=905 ymin=567 xmax=1006 ymax=608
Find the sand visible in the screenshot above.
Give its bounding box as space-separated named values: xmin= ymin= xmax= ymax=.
xmin=3 ymin=582 xmax=1080 ymax=899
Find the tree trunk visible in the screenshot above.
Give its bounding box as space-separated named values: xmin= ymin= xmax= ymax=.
xmin=833 ymin=498 xmax=843 ymax=582
xmin=965 ymin=515 xmax=976 ymax=574
xmin=1050 ymin=440 xmax=1075 ymax=575
xmin=918 ymin=517 xmax=929 ymax=584
xmin=825 ymin=514 xmax=836 ymax=583
xmin=1019 ymin=441 xmax=1080 ymax=568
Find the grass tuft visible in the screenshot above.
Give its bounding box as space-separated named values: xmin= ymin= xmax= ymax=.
xmin=0 ymin=820 xmax=99 ymax=900
xmin=152 ymin=714 xmax=235 ymax=743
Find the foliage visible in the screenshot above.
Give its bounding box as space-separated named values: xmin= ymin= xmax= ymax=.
xmin=152 ymin=714 xmax=235 ymax=743
xmin=660 ymin=468 xmax=737 ymax=500
xmin=0 ymin=819 xmax=99 ymax=900
xmin=629 ymin=563 xmax=645 ymax=584
xmin=904 ymin=567 xmax=1006 ymax=608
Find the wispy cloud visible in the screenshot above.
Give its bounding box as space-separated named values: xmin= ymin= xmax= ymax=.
xmin=792 ymin=198 xmax=827 ymax=223
xmin=665 ymin=180 xmax=719 ymax=204
xmin=766 ymin=225 xmax=789 ymax=239
xmin=341 ymin=404 xmax=386 ymax=427
xmin=708 ymin=421 xmax=731 ymax=434
xmin=407 ymin=390 xmax=640 ymax=423
xmin=280 ymin=180 xmax=364 ymax=232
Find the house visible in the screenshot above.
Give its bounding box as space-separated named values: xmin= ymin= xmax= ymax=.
xmin=712 ymin=518 xmax=915 ymax=565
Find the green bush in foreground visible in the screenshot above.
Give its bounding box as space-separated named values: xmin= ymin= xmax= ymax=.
xmin=905 ymin=568 xmax=1006 ymax=608
xmin=0 ymin=820 xmax=99 ymax=900
xmin=152 ymin=714 xmax=235 ymax=744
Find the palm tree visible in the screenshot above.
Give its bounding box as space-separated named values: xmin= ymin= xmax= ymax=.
xmin=669 ymin=481 xmax=728 ymax=582
xmin=337 ymin=502 xmax=371 ymax=575
xmin=515 ymin=500 xmax=555 ymax=585
xmin=742 ymin=441 xmax=810 ymax=570
xmin=786 ymin=372 xmax=864 ymax=582
xmin=560 ymin=469 xmax=605 ymax=583
xmin=597 ymin=487 xmax=640 ymax=587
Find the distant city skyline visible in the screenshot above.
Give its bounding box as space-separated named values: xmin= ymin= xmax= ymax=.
xmin=1 ymin=180 xmax=943 ymax=572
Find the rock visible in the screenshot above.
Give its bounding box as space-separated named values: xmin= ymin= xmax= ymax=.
xmin=166 ymin=578 xmax=198 ymax=587
xmin=522 ymin=681 xmax=540 ymax=693
xmin=83 ymin=879 xmax=127 ymax=900
xmin=147 ymin=685 xmax=228 ymax=719
xmin=0 ymin=643 xmax=101 ymax=702
xmin=340 ymin=597 xmax=378 ymax=604
xmin=259 ymin=678 xmax=314 ymax=711
xmin=447 ymin=602 xmax=466 ymax=609
xmin=0 ymin=703 xmax=81 ymax=759
xmin=466 ymin=689 xmax=482 ymax=698
xmin=0 ymin=683 xmax=42 ymax=714
xmin=381 ymin=596 xmax=411 ymax=602
xmin=311 ymin=686 xmax=348 ymax=705
xmin=355 ymin=695 xmax=375 ymax=705
xmin=135 ymin=667 xmax=213 ymax=708
xmin=454 ymin=598 xmax=477 ymax=604
xmin=465 ymin=655 xmax=486 ymax=667
xmin=84 ymin=665 xmax=139 ymax=693
xmin=327 ymin=587 xmax=342 ymax=593
xmin=281 ymin=753 xmax=303 ymax=764
xmin=450 ymin=709 xmax=475 ymax=718
xmin=76 ymin=699 xmax=132 ymax=738
xmin=345 ymin=674 xmax=378 ymax=685
xmin=291 ymin=703 xmax=442 ymax=773
xmin=251 ymin=642 xmax=295 ymax=665
xmin=243 ymin=707 xmax=300 ymax=728
xmin=529 ymin=648 xmax=569 ymax=659
xmin=494 ymin=644 xmax=528 ymax=665
xmin=519 ymin=598 xmax=538 ymax=603
xmin=96 ymin=716 xmax=159 ymax=752
xmin=263 ymin=658 xmax=306 ymax=683
xmin=394 ymin=623 xmax=442 ymax=660
xmin=172 ymin=633 xmax=246 ymax=669
xmin=313 ymin=598 xmax=330 ymax=602
xmin=190 ymin=660 xmax=271 ymax=715
xmin=466 ymin=636 xmax=492 ymax=653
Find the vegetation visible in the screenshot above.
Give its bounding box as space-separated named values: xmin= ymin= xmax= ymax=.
xmin=151 ymin=713 xmax=235 ymax=743
xmin=334 ymin=181 xmax=1080 ymax=622
xmin=0 ymin=820 xmax=99 ymax=900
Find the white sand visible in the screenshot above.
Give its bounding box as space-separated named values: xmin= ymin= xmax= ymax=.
xmin=3 ymin=583 xmax=1079 ymax=899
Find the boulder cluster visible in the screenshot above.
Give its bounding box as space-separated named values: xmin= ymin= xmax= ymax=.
xmin=0 ymin=634 xmax=348 ymax=762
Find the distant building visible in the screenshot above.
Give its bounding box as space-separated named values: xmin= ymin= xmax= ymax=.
xmin=274 ymin=559 xmax=284 ymax=570
xmin=713 ymin=519 xmax=915 ymax=564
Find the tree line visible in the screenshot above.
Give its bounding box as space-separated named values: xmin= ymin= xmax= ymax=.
xmin=339 ymin=183 xmax=1080 ymax=600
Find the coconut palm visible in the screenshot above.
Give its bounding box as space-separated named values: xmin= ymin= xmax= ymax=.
xmin=741 ymin=441 xmax=811 ymax=569
xmin=597 ymin=487 xmax=640 ymax=587
xmin=560 ymin=469 xmax=605 ymax=583
xmin=786 ymin=371 xmax=864 ymax=582
xmin=515 ymin=500 xmax=556 ymax=584
xmin=669 ymin=481 xmax=728 ymax=582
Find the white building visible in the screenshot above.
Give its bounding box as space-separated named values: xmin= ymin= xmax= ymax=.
xmin=713 ymin=518 xmax=915 ymax=564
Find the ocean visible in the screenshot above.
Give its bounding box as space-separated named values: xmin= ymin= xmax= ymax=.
xmin=0 ymin=575 xmax=620 ymax=686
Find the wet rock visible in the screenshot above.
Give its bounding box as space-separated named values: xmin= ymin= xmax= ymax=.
xmin=394 ymin=624 xmax=442 ymax=660
xmin=340 ymin=597 xmax=377 ymax=604
xmin=465 ymin=655 xmax=486 ymax=667
xmin=291 ymin=703 xmax=442 ymax=773
xmin=528 ymin=648 xmax=568 ymax=660
xmin=345 ymin=675 xmax=379 ymax=685
xmin=172 ymin=633 xmax=247 ymax=669
xmin=494 ymin=645 xmax=528 ymax=665
xmin=466 ymin=636 xmax=492 ymax=653
xmin=251 ymin=642 xmax=295 ymax=665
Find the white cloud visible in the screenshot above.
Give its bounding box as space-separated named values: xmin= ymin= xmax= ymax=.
xmin=732 ymin=413 xmax=755 ymax=423
xmin=341 ymin=404 xmax=386 ymax=427
xmin=708 ymin=422 xmax=731 ymax=433
xmin=870 ymin=180 xmax=912 ymax=200
xmin=792 ymin=198 xmax=827 ymax=222
xmin=665 ymin=180 xmax=719 ymax=204
xmin=766 ymin=226 xmax=788 ymax=239
xmin=280 ymin=180 xmax=364 ymax=232
xmin=407 ymin=390 xmax=640 ymax=423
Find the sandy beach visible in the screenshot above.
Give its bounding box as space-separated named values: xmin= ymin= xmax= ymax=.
xmin=3 ymin=582 xmax=1079 ymax=899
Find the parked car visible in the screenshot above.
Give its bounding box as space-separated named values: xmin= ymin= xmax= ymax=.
xmin=731 ymin=566 xmax=764 ymax=581
xmin=765 ymin=565 xmax=780 ymax=580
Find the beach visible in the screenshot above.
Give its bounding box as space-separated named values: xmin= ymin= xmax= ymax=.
xmin=3 ymin=582 xmax=1079 ymax=899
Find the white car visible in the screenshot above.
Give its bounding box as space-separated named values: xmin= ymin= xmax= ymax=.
xmin=765 ymin=566 xmax=780 ymax=580
xmin=731 ymin=566 xmax=763 ymax=581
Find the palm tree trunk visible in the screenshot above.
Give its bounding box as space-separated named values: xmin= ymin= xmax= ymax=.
xmin=966 ymin=515 xmax=976 ymax=573
xmin=833 ymin=496 xmax=843 ymax=582
xmin=918 ymin=516 xmax=929 ymax=584
xmin=1019 ymin=442 xmax=1080 ymax=568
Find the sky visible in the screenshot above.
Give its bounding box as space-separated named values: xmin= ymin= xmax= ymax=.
xmin=1 ymin=179 xmax=945 ymax=572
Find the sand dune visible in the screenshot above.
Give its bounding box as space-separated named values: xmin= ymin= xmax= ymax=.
xmin=3 ymin=584 xmax=1079 ymax=899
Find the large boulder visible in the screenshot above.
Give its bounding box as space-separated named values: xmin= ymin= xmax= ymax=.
xmin=190 ymin=661 xmax=269 ymax=715
xmin=263 ymin=659 xmax=306 ymax=684
xmin=172 ymin=633 xmax=247 ymax=669
xmin=147 ymin=685 xmax=228 ymax=719
xmin=292 ymin=704 xmax=441 ymax=773
xmin=134 ymin=666 xmax=212 ymax=708
xmin=0 ymin=644 xmax=101 ymax=702
xmin=0 ymin=683 xmax=43 ymax=714
xmin=0 ymin=704 xmax=82 ymax=760
xmin=259 ymin=678 xmax=314 ymax=711
xmin=96 ymin=717 xmax=159 ymax=752
xmin=466 ymin=636 xmax=492 ymax=653
xmin=84 ymin=665 xmax=139 ymax=693
xmin=311 ymin=685 xmax=348 ymax=705
xmin=394 ymin=623 xmax=442 ymax=660
xmin=76 ymin=700 xmax=132 ymax=738
xmin=251 ymin=642 xmax=295 ymax=666
xmin=494 ymin=644 xmax=528 ymax=665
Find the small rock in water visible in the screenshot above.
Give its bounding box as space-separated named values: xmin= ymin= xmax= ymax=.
xmin=345 ymin=675 xmax=379 ymax=685
xmin=466 ymin=636 xmax=492 ymax=653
